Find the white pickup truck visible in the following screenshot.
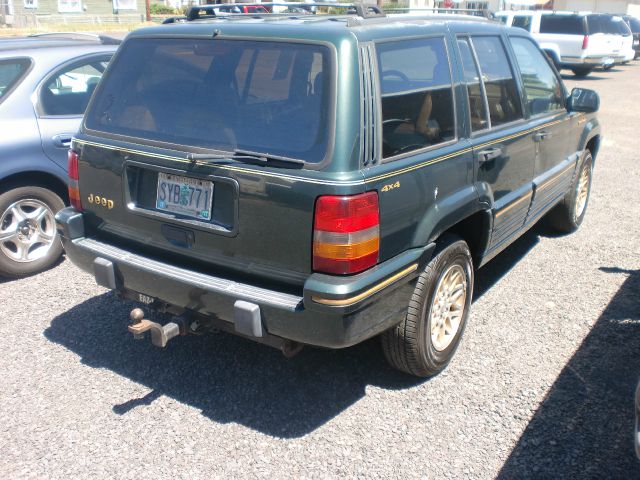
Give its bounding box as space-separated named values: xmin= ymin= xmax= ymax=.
xmin=496 ymin=11 xmax=634 ymax=77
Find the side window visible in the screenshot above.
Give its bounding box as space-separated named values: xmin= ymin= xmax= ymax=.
xmin=470 ymin=36 xmax=523 ymax=128
xmin=376 ymin=37 xmax=455 ymax=159
xmin=540 ymin=15 xmax=586 ymax=35
xmin=510 ymin=37 xmax=564 ymax=116
xmin=40 ymin=58 xmax=109 ymax=116
xmin=457 ymin=37 xmax=489 ymax=132
xmin=512 ymin=15 xmax=532 ymax=32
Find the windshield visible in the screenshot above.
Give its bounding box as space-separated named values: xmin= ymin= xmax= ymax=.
xmin=0 ymin=58 xmax=31 ymax=101
xmin=85 ymin=38 xmax=332 ymax=163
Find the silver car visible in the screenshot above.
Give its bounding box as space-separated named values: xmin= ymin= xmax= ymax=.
xmin=0 ymin=33 xmax=118 ymax=278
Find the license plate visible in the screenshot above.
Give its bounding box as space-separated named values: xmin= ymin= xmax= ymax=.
xmin=156 ymin=172 xmax=213 ymax=220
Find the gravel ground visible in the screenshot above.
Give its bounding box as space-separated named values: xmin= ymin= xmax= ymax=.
xmin=1 ymin=63 xmax=639 ymax=480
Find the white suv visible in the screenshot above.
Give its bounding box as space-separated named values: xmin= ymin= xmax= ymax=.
xmin=496 ymin=11 xmax=631 ymax=77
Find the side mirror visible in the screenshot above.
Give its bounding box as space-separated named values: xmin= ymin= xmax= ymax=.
xmin=567 ymin=87 xmax=600 ymax=113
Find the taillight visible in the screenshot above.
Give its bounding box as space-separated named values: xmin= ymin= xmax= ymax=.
xmin=67 ymin=149 xmax=82 ymax=211
xmin=582 ymin=35 xmax=589 ymax=50
xmin=313 ymin=192 xmax=380 ymax=275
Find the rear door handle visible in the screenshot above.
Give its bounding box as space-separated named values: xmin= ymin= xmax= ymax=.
xmin=477 ymin=147 xmax=502 ymax=163
xmin=52 ymin=134 xmax=73 ymax=148
xmin=533 ymin=131 xmax=552 ymax=142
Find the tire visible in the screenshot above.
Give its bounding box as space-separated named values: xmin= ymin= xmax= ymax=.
xmin=571 ymin=67 xmax=592 ymax=77
xmin=381 ymin=236 xmax=474 ymax=377
xmin=547 ymin=150 xmax=594 ymax=234
xmin=0 ymin=186 xmax=65 ymax=278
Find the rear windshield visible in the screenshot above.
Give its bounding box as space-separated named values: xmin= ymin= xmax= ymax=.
xmin=627 ymin=17 xmax=640 ymax=33
xmin=0 ymin=58 xmax=31 ymax=101
xmin=86 ymin=38 xmax=332 ymax=163
xmin=587 ymin=15 xmax=629 ymax=35
xmin=540 ymin=15 xmax=586 ymax=35
xmin=612 ymin=16 xmax=632 ymax=35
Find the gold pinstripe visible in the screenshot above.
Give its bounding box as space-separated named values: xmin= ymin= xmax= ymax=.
xmin=74 ymin=117 xmax=569 ymax=187
xmin=536 ymin=162 xmax=576 ymax=192
xmin=494 ymin=191 xmax=533 ymax=219
xmin=311 ymin=263 xmax=418 ymax=306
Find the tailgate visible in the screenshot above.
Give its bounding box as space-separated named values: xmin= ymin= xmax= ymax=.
xmin=76 ymin=35 xmax=342 ymax=287
xmin=75 ymin=139 xmax=321 ymax=286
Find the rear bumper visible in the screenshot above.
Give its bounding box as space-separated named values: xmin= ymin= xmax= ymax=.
xmin=561 ymin=55 xmax=609 ymax=68
xmin=56 ymin=207 xmax=433 ymax=348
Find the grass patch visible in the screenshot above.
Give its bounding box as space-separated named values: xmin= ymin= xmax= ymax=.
xmin=0 ymin=22 xmax=153 ymax=38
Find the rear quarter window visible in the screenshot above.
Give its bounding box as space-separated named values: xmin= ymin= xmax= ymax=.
xmin=540 ymin=15 xmax=586 ymax=35
xmin=512 ymin=15 xmax=533 ymax=32
xmin=376 ymin=37 xmax=455 ymax=159
xmin=0 ymin=58 xmax=31 ymax=101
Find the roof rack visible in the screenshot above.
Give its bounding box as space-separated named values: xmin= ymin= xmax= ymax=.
xmin=385 ymin=7 xmax=491 ymax=18
xmin=27 ymin=32 xmax=121 ymax=45
xmin=162 ymin=2 xmax=385 ymax=24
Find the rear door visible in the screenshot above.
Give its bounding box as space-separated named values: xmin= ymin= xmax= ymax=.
xmin=35 ymin=54 xmax=111 ymax=171
xmin=508 ymin=35 xmax=576 ymax=226
xmin=456 ymin=35 xmax=534 ymax=253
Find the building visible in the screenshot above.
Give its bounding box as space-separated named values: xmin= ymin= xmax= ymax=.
xmin=1 ymin=0 xmax=147 ymax=27
xmin=410 ymin=0 xmax=640 ymax=14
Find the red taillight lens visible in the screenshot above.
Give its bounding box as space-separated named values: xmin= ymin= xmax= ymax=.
xmin=582 ymin=35 xmax=589 ymax=50
xmin=67 ymin=149 xmax=82 ymax=211
xmin=313 ymin=192 xmax=380 ymax=275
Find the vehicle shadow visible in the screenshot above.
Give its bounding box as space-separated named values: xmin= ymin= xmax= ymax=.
xmin=45 ymin=291 xmax=423 ymax=438
xmin=473 ymin=223 xmax=541 ymax=300
xmin=497 ymin=267 xmax=640 ymax=479
xmin=561 ymin=74 xmax=608 ymax=81
xmin=44 ymin=226 xmax=543 ymax=438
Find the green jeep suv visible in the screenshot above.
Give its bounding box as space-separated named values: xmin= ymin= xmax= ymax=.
xmin=56 ymin=6 xmax=601 ymax=377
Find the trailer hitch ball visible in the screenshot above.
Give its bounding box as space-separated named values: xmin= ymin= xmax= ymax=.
xmin=130 ymin=308 xmax=145 ymax=340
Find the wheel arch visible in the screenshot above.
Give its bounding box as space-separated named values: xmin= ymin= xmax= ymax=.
xmin=439 ymin=209 xmax=492 ymax=268
xmin=0 ymin=171 xmax=69 ymax=205
xmin=585 ymin=134 xmax=600 ymax=161
xmin=542 ymin=48 xmax=561 ymax=69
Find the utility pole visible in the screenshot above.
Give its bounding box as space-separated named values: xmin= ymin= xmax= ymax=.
xmin=145 ymin=0 xmax=151 ymax=21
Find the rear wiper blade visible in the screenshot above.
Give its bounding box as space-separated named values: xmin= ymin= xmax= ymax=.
xmin=187 ymin=149 xmax=304 ymax=167
xmin=186 ymin=152 xmax=230 ymax=163
xmin=233 ymin=149 xmax=305 ymax=166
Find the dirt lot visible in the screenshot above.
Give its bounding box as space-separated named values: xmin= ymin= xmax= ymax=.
xmin=0 ymin=62 xmax=639 ymax=479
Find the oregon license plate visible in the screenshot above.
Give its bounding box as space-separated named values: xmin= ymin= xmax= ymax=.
xmin=156 ymin=172 xmax=213 ymax=220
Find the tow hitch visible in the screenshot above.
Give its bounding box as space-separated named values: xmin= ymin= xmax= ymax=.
xmin=126 ymin=305 xmax=304 ymax=357
xmin=128 ymin=308 xmax=185 ymax=348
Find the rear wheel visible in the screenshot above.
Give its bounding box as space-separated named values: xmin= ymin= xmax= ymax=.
xmin=381 ymin=236 xmax=473 ymax=377
xmin=0 ymin=186 xmax=64 ymax=278
xmin=547 ymin=150 xmax=593 ymax=234
xmin=571 ymin=67 xmax=592 ymax=77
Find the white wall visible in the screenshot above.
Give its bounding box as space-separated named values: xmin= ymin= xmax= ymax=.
xmin=557 ymin=0 xmax=638 ymax=13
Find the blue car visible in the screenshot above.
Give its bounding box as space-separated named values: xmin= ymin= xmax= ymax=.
xmin=0 ymin=33 xmax=118 ymax=278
